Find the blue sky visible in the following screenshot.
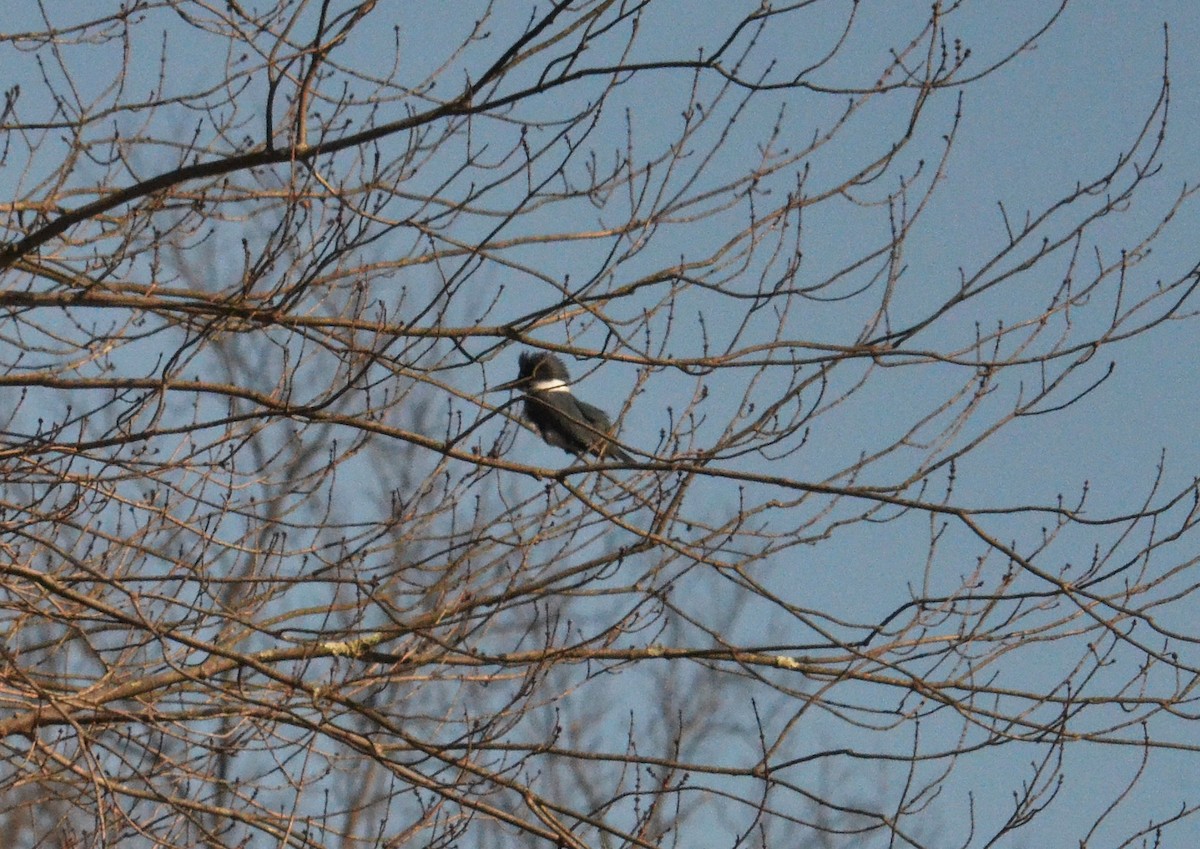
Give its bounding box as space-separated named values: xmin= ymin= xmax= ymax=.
xmin=4 ymin=2 xmax=1200 ymax=847
xmin=444 ymin=4 xmax=1200 ymax=844
xmin=469 ymin=4 xmax=1200 ymax=845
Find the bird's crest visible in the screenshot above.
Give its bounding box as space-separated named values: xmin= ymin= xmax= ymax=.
xmin=519 ymin=351 xmax=572 ymax=391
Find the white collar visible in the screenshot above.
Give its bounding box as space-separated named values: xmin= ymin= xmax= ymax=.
xmin=531 ymin=378 xmax=571 ymax=393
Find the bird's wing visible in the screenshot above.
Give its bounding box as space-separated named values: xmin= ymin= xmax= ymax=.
xmin=574 ymin=400 xmax=632 ymax=462
xmin=573 ymin=399 xmax=613 ymax=432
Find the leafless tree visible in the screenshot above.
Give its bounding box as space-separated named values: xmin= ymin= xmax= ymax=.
xmin=2 ymin=2 xmax=1199 ymax=848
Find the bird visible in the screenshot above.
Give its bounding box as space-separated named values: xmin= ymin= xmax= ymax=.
xmin=492 ymin=350 xmax=633 ymax=463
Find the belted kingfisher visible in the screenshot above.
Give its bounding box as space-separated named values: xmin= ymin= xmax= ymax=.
xmin=492 ymin=350 xmax=633 ymax=463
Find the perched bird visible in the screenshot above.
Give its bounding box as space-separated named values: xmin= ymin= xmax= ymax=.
xmin=492 ymin=350 xmax=633 ymax=463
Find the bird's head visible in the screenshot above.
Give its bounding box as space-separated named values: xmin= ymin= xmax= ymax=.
xmin=491 ymin=350 xmax=573 ymax=393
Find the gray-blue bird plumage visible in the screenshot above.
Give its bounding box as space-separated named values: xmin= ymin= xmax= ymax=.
xmin=493 ymin=351 xmax=633 ymax=463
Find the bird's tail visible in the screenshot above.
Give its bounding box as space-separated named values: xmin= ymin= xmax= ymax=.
xmin=600 ymin=443 xmax=634 ymax=463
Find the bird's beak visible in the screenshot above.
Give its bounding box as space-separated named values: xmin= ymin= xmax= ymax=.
xmin=489 ymin=376 xmax=527 ymax=393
